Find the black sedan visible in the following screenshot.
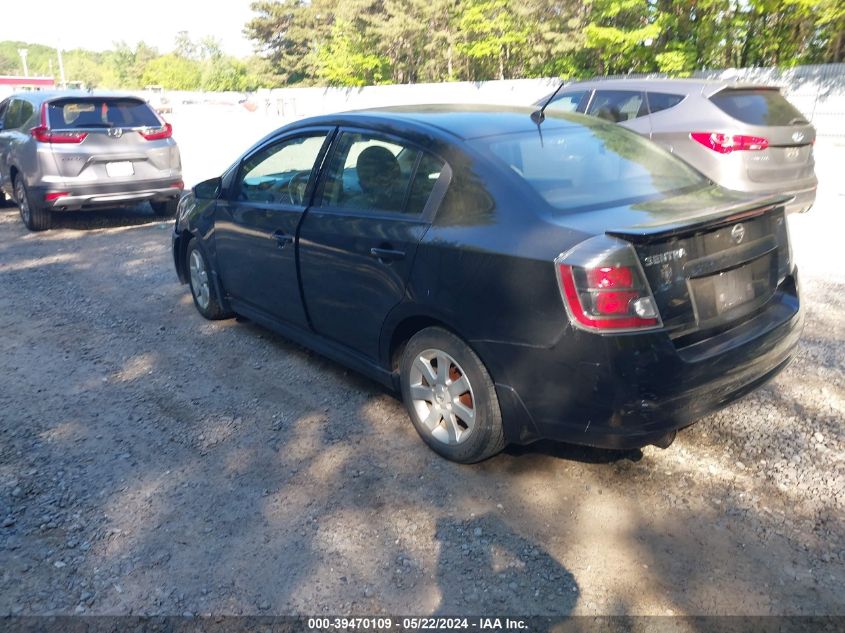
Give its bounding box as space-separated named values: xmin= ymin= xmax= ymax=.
xmin=172 ymin=105 xmax=802 ymax=463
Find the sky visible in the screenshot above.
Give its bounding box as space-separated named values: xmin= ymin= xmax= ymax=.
xmin=2 ymin=0 xmax=258 ymax=58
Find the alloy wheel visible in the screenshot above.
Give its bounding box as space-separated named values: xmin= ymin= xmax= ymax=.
xmin=15 ymin=180 xmax=30 ymax=226
xmin=409 ymin=349 xmax=476 ymax=445
xmin=189 ymin=249 xmax=211 ymax=311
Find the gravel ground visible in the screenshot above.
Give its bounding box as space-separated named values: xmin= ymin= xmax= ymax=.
xmin=0 ymin=128 xmax=842 ymax=617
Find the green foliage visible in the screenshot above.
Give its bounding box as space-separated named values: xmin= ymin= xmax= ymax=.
xmin=245 ymin=0 xmax=845 ymax=86
xmin=0 ymin=32 xmax=266 ymax=91
xmin=2 ymin=0 xmax=843 ymax=90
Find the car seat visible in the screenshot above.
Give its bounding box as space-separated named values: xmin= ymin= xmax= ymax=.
xmin=356 ymin=146 xmax=403 ymax=211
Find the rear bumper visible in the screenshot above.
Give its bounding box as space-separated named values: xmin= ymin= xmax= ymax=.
xmin=480 ymin=274 xmax=804 ymax=449
xmin=779 ymin=184 xmax=816 ymax=214
xmin=33 ymin=180 xmax=183 ymax=211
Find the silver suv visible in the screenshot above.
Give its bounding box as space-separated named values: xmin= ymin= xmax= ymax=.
xmin=0 ymin=91 xmax=182 ymax=230
xmin=536 ymin=79 xmax=817 ymax=214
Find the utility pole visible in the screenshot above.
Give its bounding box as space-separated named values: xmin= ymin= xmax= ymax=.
xmin=18 ymin=48 xmax=29 ymax=77
xmin=57 ymin=47 xmax=66 ymax=86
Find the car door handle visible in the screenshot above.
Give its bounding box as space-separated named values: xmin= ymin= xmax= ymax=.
xmin=369 ymin=247 xmax=406 ymax=263
xmin=273 ymin=229 xmax=294 ymax=248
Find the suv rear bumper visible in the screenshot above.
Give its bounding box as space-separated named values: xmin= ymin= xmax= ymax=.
xmin=33 ymin=180 xmax=183 ymax=211
xmin=780 ymin=184 xmax=816 ymax=214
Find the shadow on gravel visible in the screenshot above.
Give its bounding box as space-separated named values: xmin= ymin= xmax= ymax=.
xmin=505 ymin=441 xmax=644 ymax=465
xmin=1 ymin=208 xmax=843 ymax=618
xmin=49 ymin=203 xmax=169 ymax=231
xmin=0 ymin=203 xmax=168 ymax=232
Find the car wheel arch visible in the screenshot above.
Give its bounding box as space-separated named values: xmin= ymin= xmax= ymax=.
xmin=382 ymin=310 xmax=499 ymax=385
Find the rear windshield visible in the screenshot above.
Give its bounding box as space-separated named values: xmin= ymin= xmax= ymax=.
xmin=47 ymin=98 xmax=161 ymax=129
xmin=709 ymin=89 xmax=808 ymax=126
xmin=470 ymin=123 xmax=707 ymax=213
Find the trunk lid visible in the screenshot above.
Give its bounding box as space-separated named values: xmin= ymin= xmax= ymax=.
xmin=558 ymin=186 xmax=792 ymax=337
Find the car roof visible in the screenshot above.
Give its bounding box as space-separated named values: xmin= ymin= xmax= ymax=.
xmin=548 ymin=77 xmax=779 ymax=98
xmin=290 ymin=104 xmax=585 ymax=141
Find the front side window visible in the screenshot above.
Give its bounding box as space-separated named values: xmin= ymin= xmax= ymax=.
xmin=587 ymin=90 xmax=646 ymax=123
xmin=236 ymin=133 xmax=329 ymax=205
xmin=546 ymin=91 xmax=589 ymax=114
xmin=320 ymin=132 xmax=444 ymax=216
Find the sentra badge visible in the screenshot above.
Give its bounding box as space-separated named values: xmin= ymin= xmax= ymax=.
xmin=643 ymin=247 xmax=686 ymax=267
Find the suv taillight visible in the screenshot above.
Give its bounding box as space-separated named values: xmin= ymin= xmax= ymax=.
xmin=30 ymin=126 xmax=88 ymax=144
xmin=30 ymin=102 xmax=88 ymax=144
xmin=690 ymin=132 xmax=768 ymax=153
xmin=555 ymin=235 xmax=662 ymax=333
xmin=139 ymin=123 xmax=172 ymax=141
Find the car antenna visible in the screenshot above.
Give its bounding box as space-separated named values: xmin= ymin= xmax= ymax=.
xmin=530 ymin=81 xmax=565 ymax=125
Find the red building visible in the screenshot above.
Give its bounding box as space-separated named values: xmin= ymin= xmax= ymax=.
xmin=0 ymin=76 xmax=55 ymax=89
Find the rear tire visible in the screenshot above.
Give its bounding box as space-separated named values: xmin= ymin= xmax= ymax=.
xmin=15 ymin=175 xmax=51 ymax=231
xmin=186 ymin=238 xmax=232 ymax=320
xmin=400 ymin=327 xmax=505 ymax=463
xmin=151 ymin=198 xmax=178 ymax=217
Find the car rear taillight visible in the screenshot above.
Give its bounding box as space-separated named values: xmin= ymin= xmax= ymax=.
xmin=30 ymin=126 xmax=88 ymax=144
xmin=44 ymin=192 xmax=69 ymax=202
xmin=31 ymin=102 xmax=88 ymax=144
xmin=555 ymin=235 xmax=662 ymax=333
xmin=139 ymin=123 xmax=172 ymax=141
xmin=690 ymin=132 xmax=768 ymax=153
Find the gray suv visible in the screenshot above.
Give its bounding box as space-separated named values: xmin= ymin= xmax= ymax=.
xmin=0 ymin=91 xmax=183 ymax=230
xmin=537 ymin=78 xmax=817 ymax=214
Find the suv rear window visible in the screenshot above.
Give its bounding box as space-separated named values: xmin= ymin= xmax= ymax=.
xmin=471 ymin=122 xmax=707 ymax=213
xmin=709 ymin=89 xmax=808 ymax=126
xmin=47 ymin=98 xmax=161 ymax=129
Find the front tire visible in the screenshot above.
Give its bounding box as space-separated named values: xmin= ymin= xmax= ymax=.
xmin=15 ymin=176 xmax=51 ymax=231
xmin=151 ymin=198 xmax=178 ymax=217
xmin=400 ymin=327 xmax=505 ymax=463
xmin=186 ymin=238 xmax=232 ymax=320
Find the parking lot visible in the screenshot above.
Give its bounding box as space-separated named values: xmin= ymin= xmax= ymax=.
xmin=0 ymin=107 xmax=843 ymax=617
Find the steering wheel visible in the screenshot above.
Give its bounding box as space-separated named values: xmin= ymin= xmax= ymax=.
xmin=288 ymin=171 xmax=311 ymax=205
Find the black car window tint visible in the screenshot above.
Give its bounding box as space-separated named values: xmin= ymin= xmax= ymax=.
xmin=587 ymin=90 xmax=646 ymax=122
xmin=236 ymin=134 xmax=328 ymax=205
xmin=3 ymin=100 xmax=24 ymax=129
xmin=47 ymin=99 xmax=161 ymax=129
xmin=646 ymin=92 xmax=685 ymax=114
xmin=406 ymin=152 xmax=446 ymax=215
xmin=546 ymin=91 xmax=589 ymax=114
xmin=321 ymin=132 xmax=421 ymax=215
xmin=709 ymin=89 xmax=807 ymax=126
xmin=0 ymin=99 xmax=8 ymax=126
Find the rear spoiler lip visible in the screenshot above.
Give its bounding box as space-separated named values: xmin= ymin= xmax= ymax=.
xmin=701 ymin=83 xmax=782 ymax=99
xmin=607 ymin=194 xmax=791 ymax=243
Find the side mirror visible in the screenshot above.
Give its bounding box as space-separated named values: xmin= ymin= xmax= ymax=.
xmin=192 ymin=177 xmax=222 ymax=200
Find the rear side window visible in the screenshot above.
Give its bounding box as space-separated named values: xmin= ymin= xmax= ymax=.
xmin=647 ymin=92 xmax=685 ymax=114
xmin=47 ymin=99 xmax=161 ymax=129
xmin=587 ymin=90 xmax=646 ymax=122
xmin=470 ymin=122 xmax=707 ymax=214
xmin=546 ymin=91 xmax=589 ymax=114
xmin=320 ymin=132 xmax=444 ymax=216
xmin=709 ymin=89 xmax=808 ymax=126
xmin=4 ymin=100 xmax=34 ymax=129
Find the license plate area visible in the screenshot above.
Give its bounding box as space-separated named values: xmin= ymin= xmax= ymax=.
xmin=688 ymin=254 xmax=776 ymax=325
xmin=105 ymin=161 xmax=134 ymax=177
